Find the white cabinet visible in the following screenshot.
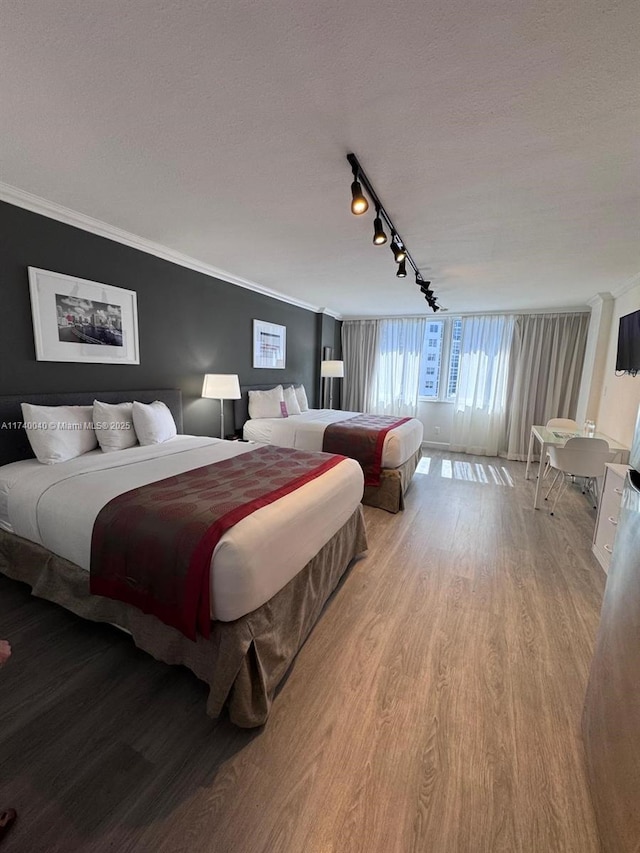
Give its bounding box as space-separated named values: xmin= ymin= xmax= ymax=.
xmin=592 ymin=463 xmax=628 ymax=573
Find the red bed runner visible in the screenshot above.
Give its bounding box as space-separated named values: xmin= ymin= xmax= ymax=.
xmin=89 ymin=445 xmax=345 ymax=641
xmin=322 ymin=414 xmax=411 ymax=487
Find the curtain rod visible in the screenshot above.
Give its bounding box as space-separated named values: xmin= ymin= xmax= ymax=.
xmin=342 ymin=306 xmax=591 ymax=322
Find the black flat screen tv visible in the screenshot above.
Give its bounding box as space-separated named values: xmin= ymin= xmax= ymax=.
xmin=616 ymin=309 xmax=640 ymax=375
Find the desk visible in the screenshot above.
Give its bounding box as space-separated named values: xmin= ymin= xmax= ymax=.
xmin=525 ymin=425 xmax=630 ymax=509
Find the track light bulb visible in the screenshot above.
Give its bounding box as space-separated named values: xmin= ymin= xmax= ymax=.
xmin=373 ymin=213 xmax=387 ymax=245
xmin=396 ymin=259 xmax=407 ymax=278
xmin=390 ymin=237 xmax=406 ymax=263
xmin=350 ymin=180 xmax=368 ymax=215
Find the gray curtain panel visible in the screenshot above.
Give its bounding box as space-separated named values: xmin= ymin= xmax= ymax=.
xmin=341 ymin=320 xmax=380 ymax=412
xmin=504 ymin=312 xmax=590 ymax=459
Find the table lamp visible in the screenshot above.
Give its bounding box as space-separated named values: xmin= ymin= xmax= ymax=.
xmin=320 ymin=360 xmax=344 ymax=409
xmin=202 ymin=373 xmax=241 ymax=438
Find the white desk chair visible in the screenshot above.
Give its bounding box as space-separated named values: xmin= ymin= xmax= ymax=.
xmin=542 ymin=418 xmax=580 ymax=478
xmin=544 ymin=437 xmax=615 ymax=515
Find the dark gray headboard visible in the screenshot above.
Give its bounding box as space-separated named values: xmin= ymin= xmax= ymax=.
xmin=233 ymin=383 xmax=300 ymax=432
xmin=0 ymin=389 xmax=183 ymax=467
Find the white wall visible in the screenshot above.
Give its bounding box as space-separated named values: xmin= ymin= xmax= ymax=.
xmin=575 ymin=293 xmax=613 ymax=425
xmin=418 ymin=400 xmax=454 ymax=447
xmin=596 ymin=280 xmax=640 ymax=447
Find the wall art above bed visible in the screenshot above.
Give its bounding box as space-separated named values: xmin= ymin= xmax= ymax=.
xmin=28 ymin=267 xmax=140 ymax=365
xmin=253 ymin=318 xmax=286 ymax=369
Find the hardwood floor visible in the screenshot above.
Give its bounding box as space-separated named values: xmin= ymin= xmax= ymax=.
xmin=0 ymin=452 xmax=605 ymax=852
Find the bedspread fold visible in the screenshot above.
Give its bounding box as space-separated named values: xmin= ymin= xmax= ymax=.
xmin=322 ymin=414 xmax=411 ymax=486
xmin=90 ymin=445 xmax=345 ymax=640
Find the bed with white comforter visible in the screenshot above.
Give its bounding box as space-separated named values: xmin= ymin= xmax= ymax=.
xmin=0 ymin=435 xmax=362 ymax=622
xmin=243 ymin=407 xmax=423 ymax=512
xmin=243 ymin=408 xmax=423 ymax=468
xmin=0 ymin=389 xmax=367 ymax=726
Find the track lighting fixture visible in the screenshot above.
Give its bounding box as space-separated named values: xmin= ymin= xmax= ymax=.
xmin=372 ymin=208 xmax=387 ymax=245
xmin=425 ymin=292 xmax=439 ymax=312
xmin=346 ymin=153 xmax=441 ymax=312
xmin=350 ymin=178 xmax=368 ymax=215
xmin=390 ymin=235 xmax=406 ymax=263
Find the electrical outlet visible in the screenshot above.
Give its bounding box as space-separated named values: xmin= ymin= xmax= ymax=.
xmin=434 ymin=426 xmax=440 ymax=435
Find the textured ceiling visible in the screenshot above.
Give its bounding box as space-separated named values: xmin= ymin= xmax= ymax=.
xmin=1 ymin=0 xmax=639 ymax=317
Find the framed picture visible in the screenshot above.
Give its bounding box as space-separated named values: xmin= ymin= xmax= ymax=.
xmin=253 ymin=319 xmax=286 ymax=369
xmin=28 ymin=267 xmax=140 ymax=365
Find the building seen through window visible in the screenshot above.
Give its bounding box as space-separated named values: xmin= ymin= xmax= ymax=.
xmin=418 ymin=318 xmax=462 ymax=400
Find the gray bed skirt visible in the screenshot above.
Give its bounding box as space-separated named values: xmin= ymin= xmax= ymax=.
xmin=362 ymin=447 xmax=422 ymax=513
xmin=0 ymin=507 xmax=367 ymax=727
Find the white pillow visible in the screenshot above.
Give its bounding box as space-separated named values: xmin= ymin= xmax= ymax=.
xmin=93 ymin=400 xmax=138 ymax=453
xmin=248 ymin=385 xmax=287 ymax=419
xmin=132 ymin=400 xmax=177 ymax=445
xmin=294 ymin=384 xmax=309 ymax=412
xmin=283 ymin=386 xmax=301 ymax=416
xmin=21 ymin=403 xmax=98 ymax=464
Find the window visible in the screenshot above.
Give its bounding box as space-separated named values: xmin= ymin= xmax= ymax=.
xmin=419 ymin=321 xmax=444 ymax=398
xmin=447 ymin=318 xmax=462 ymax=398
xmin=418 ymin=318 xmax=462 ymax=400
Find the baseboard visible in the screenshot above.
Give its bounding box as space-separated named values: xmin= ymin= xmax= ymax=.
xmin=422 ymin=440 xmax=450 ymax=450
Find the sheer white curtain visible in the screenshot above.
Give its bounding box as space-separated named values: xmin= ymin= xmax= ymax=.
xmin=369 ymin=317 xmax=427 ymax=417
xmin=504 ymin=312 xmax=589 ymax=460
xmin=341 ymin=320 xmax=380 ymax=412
xmin=450 ymin=314 xmax=516 ymax=456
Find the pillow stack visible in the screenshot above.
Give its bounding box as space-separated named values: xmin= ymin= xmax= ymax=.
xmin=20 ymin=399 xmax=179 ymax=464
xmin=247 ymin=384 xmax=309 ymax=420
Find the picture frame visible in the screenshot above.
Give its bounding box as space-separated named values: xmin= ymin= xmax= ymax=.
xmin=28 ymin=267 xmax=140 ymax=365
xmin=253 ymin=319 xmax=286 ymax=369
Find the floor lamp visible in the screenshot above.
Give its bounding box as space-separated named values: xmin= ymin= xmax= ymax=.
xmin=202 ymin=373 xmax=241 ymax=438
xmin=320 ymin=360 xmax=344 ymax=409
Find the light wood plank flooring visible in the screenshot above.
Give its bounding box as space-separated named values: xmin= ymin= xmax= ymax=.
xmin=0 ymin=452 xmax=605 ymax=853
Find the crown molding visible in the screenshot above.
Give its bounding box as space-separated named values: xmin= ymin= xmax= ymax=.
xmin=0 ymin=181 xmax=343 ymax=318
xmin=587 ymin=292 xmax=614 ymax=308
xmin=317 ymin=306 xmax=342 ymax=320
xmin=611 ymin=271 xmax=640 ymax=300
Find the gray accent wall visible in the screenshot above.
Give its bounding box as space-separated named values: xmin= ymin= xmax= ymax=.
xmin=0 ymin=200 xmax=341 ymax=436
xmin=318 ymin=311 xmax=342 ymax=409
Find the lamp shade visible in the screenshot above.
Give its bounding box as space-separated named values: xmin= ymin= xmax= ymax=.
xmin=202 ymin=373 xmax=241 ymax=400
xmin=320 ymin=360 xmax=344 ymax=378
